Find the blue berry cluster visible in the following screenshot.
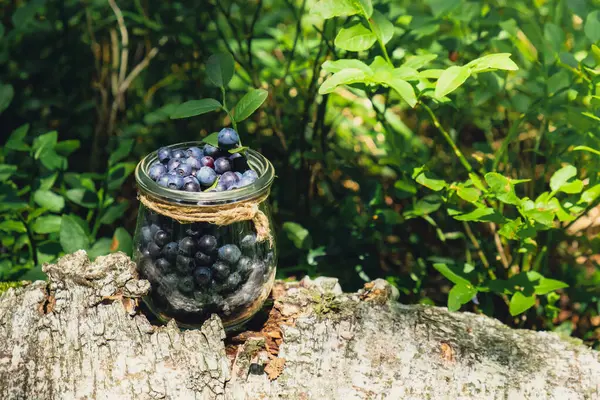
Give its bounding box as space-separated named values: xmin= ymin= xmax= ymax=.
xmin=148 ymin=128 xmax=259 ymax=192
xmin=137 ymin=212 xmax=274 ymax=325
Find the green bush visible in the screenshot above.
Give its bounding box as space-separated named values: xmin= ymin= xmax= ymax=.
xmin=1 ymin=0 xmax=599 ymax=346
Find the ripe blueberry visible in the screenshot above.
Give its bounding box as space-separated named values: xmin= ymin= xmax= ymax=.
xmin=218 ymin=244 xmax=241 ymax=264
xmin=214 ymin=157 xmax=232 ymax=174
xmin=186 ymin=147 xmax=203 ymax=158
xmin=193 ymin=267 xmax=212 ymax=286
xmin=220 ymin=171 xmax=238 ymax=188
xmin=198 ymin=235 xmax=218 ymax=253
xmin=157 ymin=174 xmax=170 ymax=187
xmin=240 ymin=233 xmax=256 ymax=250
xmin=217 ymin=128 xmax=240 ymax=148
xmin=147 ymin=242 xmax=162 ymax=259
xmin=155 ymin=258 xmax=172 ymax=273
xmin=183 ymin=181 xmax=200 ymax=192
xmin=186 ymin=157 xmax=202 ymax=170
xmin=157 ymin=147 xmax=172 ymax=162
xmin=172 ymin=149 xmax=186 ymax=159
xmin=162 ymin=242 xmax=178 ymax=260
xmin=149 ymin=164 xmax=167 ymax=180
xmin=237 ymin=256 xmax=253 ymax=277
xmin=223 ymin=272 xmax=242 ymax=292
xmin=154 ymin=230 xmax=169 ymax=247
xmin=176 ymin=163 xmax=192 ymax=177
xmin=212 ymin=261 xmax=230 ymax=281
xmin=167 ymin=175 xmax=184 ymax=190
xmin=178 ymin=277 xmax=195 ymax=293
xmin=175 ymin=254 xmax=195 ymax=274
xmin=178 ymin=237 xmax=196 ymax=255
xmin=194 ymin=251 xmax=214 ymax=266
xmin=167 ymin=159 xmax=181 ymax=171
xmin=243 ymin=169 xmax=259 ymax=181
xmin=197 ymin=166 xmax=217 ymax=186
xmin=204 ymin=144 xmax=219 ymax=157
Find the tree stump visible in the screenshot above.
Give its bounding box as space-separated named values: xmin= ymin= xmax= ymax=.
xmin=0 ymin=251 xmax=598 ymax=399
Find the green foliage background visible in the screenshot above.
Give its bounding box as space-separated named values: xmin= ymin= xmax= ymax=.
xmin=1 ymin=0 xmax=600 ymax=346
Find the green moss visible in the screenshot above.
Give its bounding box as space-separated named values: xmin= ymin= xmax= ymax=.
xmin=310 ymin=291 xmax=356 ymax=319
xmin=0 ymin=281 xmax=24 ymax=296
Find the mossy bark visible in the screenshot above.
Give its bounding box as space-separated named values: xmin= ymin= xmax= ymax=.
xmin=0 ymin=252 xmax=598 ymax=399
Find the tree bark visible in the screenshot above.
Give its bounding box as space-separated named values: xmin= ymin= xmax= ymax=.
xmin=0 ymin=251 xmax=598 ymax=400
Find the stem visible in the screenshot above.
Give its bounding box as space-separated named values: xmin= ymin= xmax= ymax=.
xmin=18 ymin=214 xmax=38 ymax=266
xmin=463 ymin=222 xmax=495 ymax=280
xmin=421 ymin=103 xmax=473 ymax=173
xmin=366 ymin=18 xmax=391 ymax=64
xmin=221 ymin=86 xmax=238 ymax=133
xmin=493 ymin=114 xmax=525 ymax=172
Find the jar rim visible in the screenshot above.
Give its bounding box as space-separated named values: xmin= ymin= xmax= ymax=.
xmin=135 ymin=141 xmax=275 ymax=205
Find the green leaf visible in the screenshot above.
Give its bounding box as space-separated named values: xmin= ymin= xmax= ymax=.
xmin=0 ymin=83 xmax=14 ymax=114
xmin=435 ymin=66 xmax=470 ymax=99
xmin=455 ymin=185 xmax=480 ymax=203
xmin=550 ymin=165 xmax=577 ymax=192
xmin=33 ymin=190 xmax=65 ymax=212
xmin=202 ymin=132 xmax=219 ymax=147
xmin=352 ymin=0 xmax=373 ymax=17
xmin=387 ymin=78 xmax=417 ymax=107
xmin=524 ymin=208 xmax=554 ymax=227
xmin=413 ymin=167 xmax=447 ymax=191
xmin=60 ymin=215 xmax=90 ymax=253
xmin=469 ymin=173 xmax=487 ymax=192
xmin=467 ymin=53 xmax=519 ymax=73
xmin=32 ymin=131 xmax=57 ymax=158
xmin=0 ymin=220 xmax=26 ymax=233
xmin=228 ymin=146 xmax=249 ymax=154
xmin=334 ymin=23 xmax=377 ymax=52
xmin=107 ymin=163 xmax=136 ymax=190
xmin=419 ymin=69 xmax=443 ymax=79
xmin=20 ymin=264 xmax=48 ymax=281
xmin=426 ymin=0 xmax=461 ymax=17
xmin=206 ymin=53 xmax=235 ymax=87
xmin=544 ymin=23 xmax=564 ymax=53
xmin=233 ymin=89 xmax=269 ymax=122
xmin=311 ymin=0 xmax=359 ymax=19
xmin=109 ymin=139 xmax=135 ymax=166
xmin=319 ymin=69 xmax=368 ymax=94
xmin=509 ymin=292 xmax=536 ymax=316
xmin=402 ymin=54 xmax=437 ymax=70
xmin=100 ymin=201 xmax=130 ymax=225
xmin=283 ymin=222 xmax=312 ymax=250
xmin=580 ymin=184 xmax=600 ymax=204
xmin=170 ymin=99 xmax=222 ymax=119
xmin=66 ymin=188 xmax=98 ymax=208
xmin=370 ymin=10 xmax=394 ymax=45
xmin=32 ymin=215 xmax=62 ymax=234
xmin=5 ymin=124 xmax=30 ymax=151
xmin=111 ymin=227 xmax=133 ymax=256
xmin=559 ymin=180 xmax=584 ymax=194
xmin=0 ymin=164 xmax=17 ymax=181
xmin=453 ymin=207 xmax=495 ymax=221
xmin=448 ymin=283 xmax=477 ymax=312
xmin=322 ymin=59 xmax=373 ymax=74
xmin=54 ymin=140 xmax=80 ymax=156
xmin=484 ymin=173 xmax=519 ymax=205
xmin=11 ymin=0 xmax=45 ymax=26
xmin=535 ymin=278 xmax=568 ymax=295
xmin=0 ymin=184 xmax=27 ymax=212
xmin=88 ymin=238 xmax=112 ymax=260
xmin=432 ymin=263 xmax=471 ymax=286
xmin=584 ymin=10 xmax=600 ymax=43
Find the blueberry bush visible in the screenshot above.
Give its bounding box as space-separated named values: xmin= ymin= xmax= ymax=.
xmin=1 ymin=0 xmax=600 ymax=346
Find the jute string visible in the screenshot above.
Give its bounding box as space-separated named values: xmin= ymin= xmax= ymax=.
xmin=138 ymin=192 xmax=272 ymax=246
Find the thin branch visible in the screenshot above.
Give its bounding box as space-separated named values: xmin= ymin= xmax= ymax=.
xmin=119 ymin=37 xmax=166 ymax=92
xmin=490 ymin=223 xmax=510 ymax=269
xmin=109 ymin=29 xmax=119 ymax=96
xmin=108 ymin=0 xmax=129 ymax=86
xmin=283 ymin=0 xmax=307 ymax=79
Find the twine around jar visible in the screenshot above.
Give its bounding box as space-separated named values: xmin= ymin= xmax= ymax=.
xmin=138 ymin=192 xmax=273 ymax=246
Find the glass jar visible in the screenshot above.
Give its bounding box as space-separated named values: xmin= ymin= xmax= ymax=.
xmin=133 ymin=141 xmax=276 ymax=330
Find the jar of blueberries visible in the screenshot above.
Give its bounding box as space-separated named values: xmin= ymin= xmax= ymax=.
xmin=133 ymin=130 xmax=276 ymax=330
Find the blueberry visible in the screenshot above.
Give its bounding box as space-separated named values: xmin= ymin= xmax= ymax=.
xmin=223 ymin=272 xmax=242 ymax=292
xmin=167 ymin=159 xmax=181 ymax=171
xmin=183 ymin=181 xmax=200 ymax=192
xmin=149 ymin=223 xmax=161 ymax=236
xmin=167 ymin=175 xmax=184 ymax=190
xmin=217 ymin=128 xmax=240 ymax=148
xmin=178 ymin=277 xmax=195 ymax=293
xmin=197 ymin=166 xmax=217 ymax=186
xmin=147 ymin=242 xmax=162 ymax=259
xmin=212 ymin=261 xmax=230 ymax=281
xmin=185 ymin=223 xmax=203 ymax=237
xmin=230 ymin=153 xmax=249 ymax=172
xmin=193 ymin=267 xmax=212 ymax=286
xmin=237 ymin=256 xmax=253 ymax=277
xmin=238 ymin=177 xmax=254 ymax=188
xmin=240 ymin=233 xmax=257 ymax=250
xmin=178 ymin=237 xmax=196 ymax=255
xmin=175 ymin=254 xmax=195 ymax=274
xmin=195 ymin=251 xmax=214 ymax=266
xmin=140 ymin=248 xmax=151 ymax=258
xmin=200 ymin=156 xmax=214 ymax=168
xmin=176 ymin=163 xmax=192 ymax=177
xmin=141 ymin=226 xmax=153 ymax=244
xmin=243 ymin=169 xmax=259 ymax=181
xmin=156 ymin=258 xmax=172 ymax=273
xmin=183 ymin=175 xmax=200 ymax=185
xmin=186 ymin=147 xmax=203 ymax=158
xmin=234 ymin=171 xmax=243 ymax=180
xmin=157 ymin=147 xmax=172 ymax=163
xmin=149 ymin=164 xmax=167 ymax=180
xmin=214 ymin=157 xmax=232 ymax=174
xmin=139 ymin=257 xmax=159 ymax=281
xmin=186 ymin=157 xmax=202 ymax=170
xmin=157 ymin=174 xmax=170 ymax=187
xmin=172 ymin=149 xmax=186 ymax=159
xmin=204 ymin=144 xmax=219 ymax=157
xmin=227 ymin=184 xmax=240 ymax=191
xmin=215 ymin=183 xmax=227 ymax=192
xmin=220 ymin=171 xmax=239 ymax=188
xmin=162 ymin=242 xmax=178 ymax=260
xmin=198 ymin=235 xmax=218 ymax=253
xmin=218 ymin=244 xmax=241 ymax=264
xmin=154 ymin=230 xmax=169 ymax=247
